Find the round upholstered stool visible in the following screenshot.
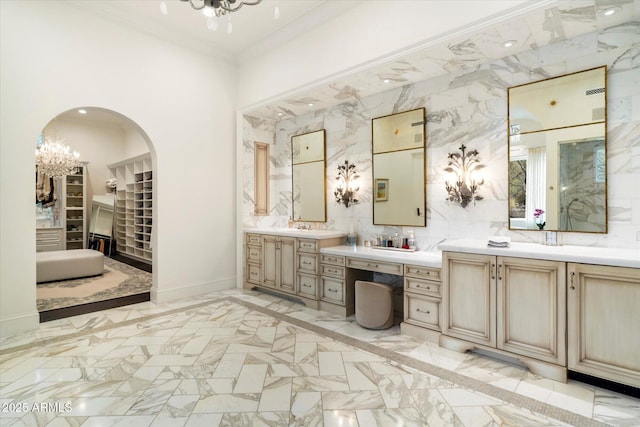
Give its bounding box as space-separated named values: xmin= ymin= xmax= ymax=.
xmin=354 ymin=280 xmax=394 ymax=329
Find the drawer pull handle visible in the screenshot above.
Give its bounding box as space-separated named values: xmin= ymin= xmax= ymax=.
xmin=366 ymin=263 xmax=379 ymax=268
xmin=303 ymin=284 xmax=312 ymax=288
xmin=328 ymin=288 xmax=338 ymax=293
xmin=328 ymin=269 xmax=338 ymax=273
xmin=570 ymin=271 xmax=575 ymax=290
xmin=303 ymin=261 xmax=312 ymax=265
xmin=250 ymin=272 xmax=257 ymax=276
xmin=417 ymin=285 xmax=431 ymax=290
xmin=416 ymin=308 xmax=431 ymax=314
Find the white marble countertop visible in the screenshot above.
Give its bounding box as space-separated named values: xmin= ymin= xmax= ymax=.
xmin=245 ymin=228 xmax=348 ymax=239
xmin=439 ymin=239 xmax=640 ymax=269
xmin=321 ymin=245 xmax=442 ymax=268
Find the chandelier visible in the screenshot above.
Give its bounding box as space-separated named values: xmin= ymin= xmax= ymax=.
xmin=161 ymin=0 xmax=279 ymax=34
xmin=35 ymin=137 xmax=81 ymax=178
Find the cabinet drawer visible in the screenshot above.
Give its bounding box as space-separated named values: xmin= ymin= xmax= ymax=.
xmin=405 ymin=293 xmax=441 ymax=331
xmin=246 ymin=234 xmax=262 ymax=246
xmin=247 ymin=263 xmax=262 ymax=285
xmin=321 ymin=264 xmax=344 ymax=278
xmin=405 ymin=277 xmax=441 ymax=297
xmin=321 ymin=277 xmax=344 ymax=305
xmin=298 ymin=274 xmax=318 ymax=298
xmin=347 ymin=257 xmax=402 ymax=275
xmin=321 ymin=254 xmax=345 ymax=266
xmin=297 ymin=239 xmax=318 ymax=253
xmin=404 ymin=264 xmax=441 ymax=281
xmin=297 ymin=253 xmax=318 ymax=274
xmin=247 ymin=246 xmax=262 ymax=263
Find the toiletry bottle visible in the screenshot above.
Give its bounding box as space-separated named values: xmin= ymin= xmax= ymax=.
xmin=288 ymin=216 xmax=294 ymax=228
xmin=408 ymin=231 xmax=416 ymax=250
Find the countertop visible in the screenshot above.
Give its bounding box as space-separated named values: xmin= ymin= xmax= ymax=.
xmin=245 ymin=228 xmax=348 ymax=239
xmin=439 ymin=239 xmax=640 ymax=269
xmin=321 ymin=245 xmax=442 ymax=268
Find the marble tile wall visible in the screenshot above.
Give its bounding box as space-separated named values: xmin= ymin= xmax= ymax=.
xmin=242 ymin=27 xmax=639 ymax=249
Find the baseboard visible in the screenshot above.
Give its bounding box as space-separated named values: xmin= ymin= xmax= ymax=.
xmin=39 ymin=293 xmax=151 ymax=322
xmin=0 ymin=311 xmax=40 ymax=337
xmin=151 ymin=277 xmax=235 ymax=304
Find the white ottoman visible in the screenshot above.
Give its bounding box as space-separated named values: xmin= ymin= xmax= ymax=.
xmin=36 ymin=249 xmax=105 ymax=283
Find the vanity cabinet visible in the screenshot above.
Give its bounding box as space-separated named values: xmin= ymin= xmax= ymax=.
xmin=441 ymin=251 xmax=566 ymax=380
xmin=403 ymin=264 xmax=442 ymax=333
xmin=319 ymin=254 xmax=370 ymax=316
xmin=263 ymin=235 xmax=296 ymax=294
xmin=296 ymin=239 xmax=319 ymax=299
xmin=244 ymin=231 xmax=345 ymax=308
xmin=245 ymin=234 xmax=263 ymax=285
xmin=567 ymin=263 xmax=640 ymax=388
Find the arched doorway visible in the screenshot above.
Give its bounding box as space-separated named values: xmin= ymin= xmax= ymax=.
xmin=35 ymin=107 xmax=157 ymax=321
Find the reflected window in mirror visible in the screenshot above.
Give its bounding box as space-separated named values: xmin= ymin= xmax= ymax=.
xmin=508 ymin=66 xmax=607 ymax=233
xmin=291 ymin=129 xmax=326 ymax=222
xmin=372 ymin=108 xmax=426 ymax=227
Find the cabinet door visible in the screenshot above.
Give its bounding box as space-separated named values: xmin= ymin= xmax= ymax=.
xmin=567 ymin=263 xmax=640 ymax=388
xmin=442 ymin=252 xmax=495 ymax=347
xmin=497 ymin=257 xmax=566 ymax=365
xmin=279 ymin=237 xmax=296 ymax=294
xmin=262 ymin=235 xmax=278 ymax=288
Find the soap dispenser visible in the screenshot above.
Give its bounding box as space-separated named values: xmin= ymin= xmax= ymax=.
xmin=287 ymin=216 xmax=294 ymax=228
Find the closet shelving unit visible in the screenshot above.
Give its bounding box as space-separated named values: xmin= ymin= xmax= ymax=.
xmin=64 ymin=165 xmax=87 ymax=250
xmin=108 ymin=153 xmax=152 ymax=263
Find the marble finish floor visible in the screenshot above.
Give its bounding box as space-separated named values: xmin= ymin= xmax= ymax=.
xmin=1 ymin=289 xmax=638 ymax=426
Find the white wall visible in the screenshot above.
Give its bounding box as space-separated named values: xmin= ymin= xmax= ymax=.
xmin=0 ymin=1 xmax=237 ymax=335
xmin=237 ymin=0 xmax=532 ymax=109
xmin=124 ymin=126 xmax=151 ymax=160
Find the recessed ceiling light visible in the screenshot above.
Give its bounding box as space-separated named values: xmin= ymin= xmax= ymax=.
xmin=308 ymin=103 xmax=314 ymax=107
xmin=503 ymin=40 xmax=517 ymax=48
xmin=602 ymin=7 xmax=619 ymax=16
xmin=277 ymin=112 xmax=283 ymax=116
xmin=78 ymin=109 xmax=87 ymax=115
xmin=383 ymin=79 xmax=391 ymax=84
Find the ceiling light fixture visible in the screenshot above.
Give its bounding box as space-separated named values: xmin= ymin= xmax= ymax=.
xmin=36 ymin=137 xmax=81 ymax=178
xmin=78 ymin=109 xmax=87 ymax=115
xmin=503 ymin=40 xmax=517 ymax=48
xmin=173 ymin=0 xmax=277 ymax=34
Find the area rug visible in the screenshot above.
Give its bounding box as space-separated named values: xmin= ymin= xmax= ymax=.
xmin=36 ymin=257 xmax=152 ymax=312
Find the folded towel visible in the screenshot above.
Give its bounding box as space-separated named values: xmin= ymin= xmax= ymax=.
xmin=488 ymin=236 xmax=511 ymax=248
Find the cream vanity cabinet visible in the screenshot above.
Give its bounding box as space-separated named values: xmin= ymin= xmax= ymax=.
xmin=441 ymin=251 xmax=566 ymax=380
xmin=263 ymin=234 xmax=296 ymax=294
xmin=567 ymin=263 xmax=640 ymax=388
xmin=319 ymin=254 xmax=370 ymax=316
xmin=402 ymin=264 xmax=443 ymax=341
xmin=244 ymin=231 xmax=345 ymax=308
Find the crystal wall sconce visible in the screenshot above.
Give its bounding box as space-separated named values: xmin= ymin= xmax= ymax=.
xmin=444 ymin=144 xmax=485 ymax=208
xmin=334 ymin=160 xmax=359 ymax=208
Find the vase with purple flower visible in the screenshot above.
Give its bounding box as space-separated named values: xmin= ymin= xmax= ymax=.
xmin=534 ymin=208 xmax=545 ymax=230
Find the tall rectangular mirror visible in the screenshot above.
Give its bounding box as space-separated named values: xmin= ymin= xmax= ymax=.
xmin=291 ymin=129 xmax=326 ymax=222
xmin=508 ymin=66 xmax=607 ymax=233
xmin=372 ymin=108 xmax=426 ymax=227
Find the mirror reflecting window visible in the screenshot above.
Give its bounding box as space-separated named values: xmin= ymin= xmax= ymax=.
xmin=508 ymin=66 xmax=607 ymax=233
xmin=372 ymin=108 xmax=426 ymax=226
xmin=291 ymin=129 xmax=326 ymax=222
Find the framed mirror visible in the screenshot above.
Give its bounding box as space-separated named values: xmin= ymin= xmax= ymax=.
xmin=508 ymin=66 xmax=607 ymax=233
xmin=372 ymin=108 xmax=426 ymax=226
xmin=291 ymin=129 xmax=326 ymax=222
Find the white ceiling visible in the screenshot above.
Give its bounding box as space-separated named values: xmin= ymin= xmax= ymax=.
xmin=62 ymin=0 xmax=636 ymax=124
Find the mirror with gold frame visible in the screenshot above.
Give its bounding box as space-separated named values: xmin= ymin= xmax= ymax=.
xmin=508 ymin=66 xmax=607 ymax=233
xmin=291 ymin=129 xmax=326 ymax=222
xmin=372 ymin=108 xmax=426 ymax=227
